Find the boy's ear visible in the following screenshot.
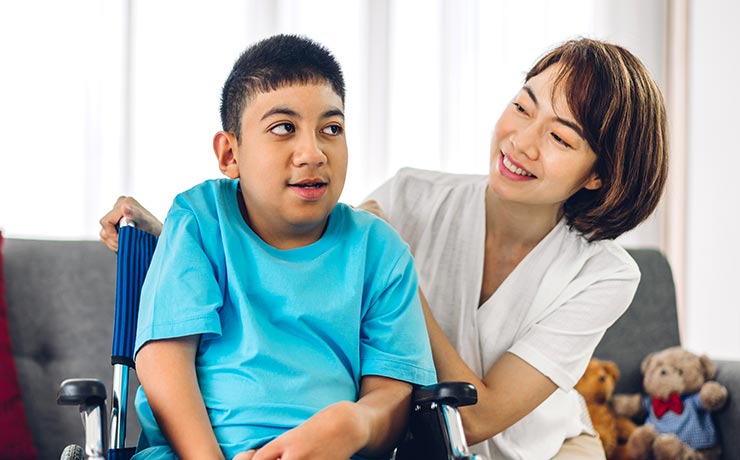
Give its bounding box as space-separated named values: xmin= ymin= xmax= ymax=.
xmin=213 ymin=131 xmax=240 ymax=179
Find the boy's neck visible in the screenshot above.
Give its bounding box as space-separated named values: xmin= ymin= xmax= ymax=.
xmin=236 ymin=188 xmax=328 ymax=250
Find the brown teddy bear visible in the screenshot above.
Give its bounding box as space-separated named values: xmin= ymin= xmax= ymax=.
xmin=612 ymin=347 xmax=728 ymax=460
xmin=575 ymin=358 xmax=637 ymax=459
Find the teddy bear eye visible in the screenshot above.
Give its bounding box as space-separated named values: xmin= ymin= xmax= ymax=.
xmin=598 ymin=376 xmax=606 ymax=382
xmin=660 ymin=369 xmax=668 ymax=376
xmin=677 ymin=369 xmax=683 ymax=376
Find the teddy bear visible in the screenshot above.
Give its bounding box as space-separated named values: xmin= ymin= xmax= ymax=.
xmin=575 ymin=358 xmax=637 ymax=459
xmin=611 ymin=347 xmax=728 ymax=460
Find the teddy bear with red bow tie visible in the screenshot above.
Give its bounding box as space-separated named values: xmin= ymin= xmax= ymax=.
xmin=611 ymin=347 xmax=728 ymax=460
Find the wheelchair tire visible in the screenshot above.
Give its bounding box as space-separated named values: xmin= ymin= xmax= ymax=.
xmin=61 ymin=444 xmax=84 ymax=460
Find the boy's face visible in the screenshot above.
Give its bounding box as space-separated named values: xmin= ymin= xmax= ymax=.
xmin=214 ymin=83 xmax=347 ymax=249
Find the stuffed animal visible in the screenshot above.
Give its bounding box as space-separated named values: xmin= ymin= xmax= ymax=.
xmin=611 ymin=347 xmax=728 ymax=460
xmin=575 ymin=358 xmax=636 ymax=459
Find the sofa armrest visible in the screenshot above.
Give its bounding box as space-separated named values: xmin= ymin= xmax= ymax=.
xmin=714 ymin=360 xmax=740 ymax=460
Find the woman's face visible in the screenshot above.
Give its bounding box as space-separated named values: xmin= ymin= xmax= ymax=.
xmin=488 ymin=64 xmax=601 ymax=213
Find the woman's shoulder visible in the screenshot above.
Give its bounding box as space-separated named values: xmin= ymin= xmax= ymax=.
xmin=557 ymin=221 xmax=641 ymax=280
xmin=391 ymin=167 xmax=487 ymax=190
xmin=378 ymin=168 xmax=487 ymax=211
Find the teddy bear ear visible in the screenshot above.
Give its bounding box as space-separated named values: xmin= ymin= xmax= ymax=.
xmin=699 ymin=354 xmax=717 ymax=379
xmin=605 ymin=360 xmax=620 ymax=380
xmin=640 ymin=352 xmax=656 ymax=374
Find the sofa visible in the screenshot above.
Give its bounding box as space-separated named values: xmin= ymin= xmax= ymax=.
xmin=2 ymin=237 xmax=739 ymax=459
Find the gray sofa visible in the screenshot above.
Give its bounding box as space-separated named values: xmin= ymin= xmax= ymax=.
xmin=4 ymin=239 xmax=740 ymax=459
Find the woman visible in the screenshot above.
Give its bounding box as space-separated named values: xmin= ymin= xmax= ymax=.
xmin=100 ymin=38 xmax=668 ymax=459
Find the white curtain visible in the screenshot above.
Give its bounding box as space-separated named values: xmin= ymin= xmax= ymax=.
xmin=0 ymin=0 xmax=666 ymax=244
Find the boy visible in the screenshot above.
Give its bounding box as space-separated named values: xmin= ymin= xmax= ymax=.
xmin=132 ymin=35 xmax=436 ymax=460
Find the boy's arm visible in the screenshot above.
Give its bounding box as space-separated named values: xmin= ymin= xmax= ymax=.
xmin=136 ymin=335 xmax=224 ymax=460
xmin=355 ymin=375 xmax=413 ymax=456
xmin=235 ymin=375 xmax=411 ymax=460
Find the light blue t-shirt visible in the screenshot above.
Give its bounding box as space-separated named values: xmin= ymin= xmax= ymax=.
xmin=132 ymin=179 xmax=436 ymax=460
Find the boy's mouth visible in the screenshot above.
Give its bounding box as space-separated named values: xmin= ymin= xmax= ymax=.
xmin=288 ymin=178 xmax=329 ymax=200
xmin=288 ymin=178 xmax=328 ymax=188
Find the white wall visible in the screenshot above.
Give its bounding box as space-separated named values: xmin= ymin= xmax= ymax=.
xmin=685 ymin=0 xmax=740 ymax=360
xmin=0 ymin=0 xmax=668 ymax=243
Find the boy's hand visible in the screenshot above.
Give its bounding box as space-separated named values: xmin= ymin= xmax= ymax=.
xmin=233 ymin=376 xmax=411 ymax=460
xmin=232 ymin=401 xmax=363 ymax=460
xmin=99 ymin=196 xmax=163 ymax=251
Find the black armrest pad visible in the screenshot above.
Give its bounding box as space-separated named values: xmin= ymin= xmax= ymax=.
xmin=57 ymin=378 xmax=107 ymax=406
xmin=412 ymin=381 xmax=477 ymax=407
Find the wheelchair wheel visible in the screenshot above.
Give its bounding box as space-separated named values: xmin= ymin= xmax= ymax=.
xmin=61 ymin=444 xmax=84 ymax=460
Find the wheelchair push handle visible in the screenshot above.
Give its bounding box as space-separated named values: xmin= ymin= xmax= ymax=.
xmin=111 ymin=219 xmax=157 ymax=367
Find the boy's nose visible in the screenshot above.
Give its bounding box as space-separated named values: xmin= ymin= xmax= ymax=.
xmin=292 ymin=136 xmax=327 ymax=166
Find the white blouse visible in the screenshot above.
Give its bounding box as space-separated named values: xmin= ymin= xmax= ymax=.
xmin=367 ymin=168 xmax=640 ymax=459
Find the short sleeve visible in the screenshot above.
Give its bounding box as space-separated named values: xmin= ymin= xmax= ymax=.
xmin=359 ymin=248 xmax=437 ymax=386
xmin=508 ymin=253 xmax=640 ymax=390
xmin=134 ymin=206 xmax=224 ymax=356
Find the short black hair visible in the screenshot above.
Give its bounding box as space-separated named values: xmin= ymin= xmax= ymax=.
xmin=220 ymin=34 xmax=346 ymax=141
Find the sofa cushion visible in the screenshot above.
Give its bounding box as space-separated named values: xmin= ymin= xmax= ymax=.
xmin=5 ymin=238 xmax=142 ymax=458
xmin=0 ymin=232 xmax=37 ymax=460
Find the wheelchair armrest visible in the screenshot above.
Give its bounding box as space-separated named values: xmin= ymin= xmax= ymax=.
xmin=412 ymin=382 xmax=477 ymax=407
xmin=57 ymin=379 xmax=107 ymax=406
xmin=395 ymin=382 xmax=488 ymax=460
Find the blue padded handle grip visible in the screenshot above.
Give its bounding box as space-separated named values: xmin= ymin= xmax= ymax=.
xmin=111 ymin=225 xmax=157 ymax=367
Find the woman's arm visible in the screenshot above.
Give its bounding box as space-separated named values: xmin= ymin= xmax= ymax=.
xmin=419 ymin=290 xmax=557 ymax=444
xmin=359 ymin=199 xmax=558 ymax=442
xmin=358 ymin=200 xmax=557 ymax=444
xmin=99 ymin=196 xmax=163 ymax=251
xmin=136 ymin=335 xmax=224 ymax=460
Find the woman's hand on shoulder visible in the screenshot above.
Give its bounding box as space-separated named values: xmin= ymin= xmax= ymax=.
xmin=99 ymin=196 xmax=163 ymax=251
xmin=356 ymin=200 xmax=388 ymax=222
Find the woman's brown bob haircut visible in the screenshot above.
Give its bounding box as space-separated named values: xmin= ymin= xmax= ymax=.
xmin=526 ymin=38 xmax=669 ymax=241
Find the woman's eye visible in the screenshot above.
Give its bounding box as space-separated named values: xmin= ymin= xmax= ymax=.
xmin=513 ymin=102 xmax=527 ymax=114
xmin=270 ymin=123 xmax=295 ymax=135
xmin=320 ymin=124 xmax=343 ymax=136
xmin=551 ymin=132 xmax=572 ymax=149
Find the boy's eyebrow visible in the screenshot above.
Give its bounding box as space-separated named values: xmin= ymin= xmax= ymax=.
xmin=261 ymin=106 xmax=299 ymax=121
xmin=260 ymin=107 xmax=345 ymax=121
xmin=322 ymin=108 xmax=345 ymax=119
xmin=522 ymin=85 xmax=585 ymax=138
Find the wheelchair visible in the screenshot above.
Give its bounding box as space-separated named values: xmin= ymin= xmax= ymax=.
xmin=57 ymin=222 xmax=486 ymax=460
